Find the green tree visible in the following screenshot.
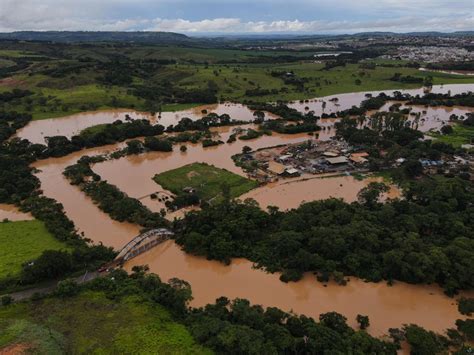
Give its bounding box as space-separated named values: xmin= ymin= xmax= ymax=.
xmin=356 ymin=314 xmax=370 ymax=330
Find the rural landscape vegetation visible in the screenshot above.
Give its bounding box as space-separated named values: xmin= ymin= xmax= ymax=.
xmin=1 ymin=2 xmax=474 ymax=354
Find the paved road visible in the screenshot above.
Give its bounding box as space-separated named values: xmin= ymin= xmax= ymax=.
xmin=2 ymin=271 xmax=101 ymax=302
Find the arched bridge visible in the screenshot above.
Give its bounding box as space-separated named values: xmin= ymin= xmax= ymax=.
xmin=114 ymin=228 xmax=174 ymax=264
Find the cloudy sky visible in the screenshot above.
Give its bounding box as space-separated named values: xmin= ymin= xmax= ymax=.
xmin=0 ymin=0 xmax=472 ymax=34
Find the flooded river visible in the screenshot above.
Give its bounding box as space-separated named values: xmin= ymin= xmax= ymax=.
xmin=17 ymin=84 xmax=474 ymax=144
xmin=28 ymin=84 xmax=474 ymax=338
xmin=16 ymin=103 xmax=277 ymax=144
xmin=124 ymin=240 xmax=472 ymax=337
xmin=32 ymin=144 xmax=140 ymax=249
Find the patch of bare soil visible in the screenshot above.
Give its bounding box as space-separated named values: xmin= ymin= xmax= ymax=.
xmin=0 ymin=343 xmax=33 ymax=355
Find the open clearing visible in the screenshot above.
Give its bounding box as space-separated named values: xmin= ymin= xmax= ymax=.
xmin=430 ymin=124 xmax=474 ymax=147
xmin=0 ymin=220 xmax=67 ymax=279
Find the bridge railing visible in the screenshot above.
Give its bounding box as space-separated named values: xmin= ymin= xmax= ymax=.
xmin=115 ymin=228 xmax=174 ymax=262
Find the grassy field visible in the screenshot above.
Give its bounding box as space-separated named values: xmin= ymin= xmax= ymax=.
xmin=2 ymin=42 xmax=474 ymax=120
xmin=0 ymin=291 xmax=211 ymax=354
xmin=5 ymin=62 xmax=473 ymax=121
xmin=430 ymin=124 xmax=474 ymax=147
xmin=0 ymin=220 xmax=67 ymax=279
xmin=154 ymin=163 xmax=259 ymax=203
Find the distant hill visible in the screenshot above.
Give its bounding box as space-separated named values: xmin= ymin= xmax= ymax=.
xmin=0 ymin=31 xmax=192 ymax=44
xmin=0 ymin=30 xmax=471 ymax=44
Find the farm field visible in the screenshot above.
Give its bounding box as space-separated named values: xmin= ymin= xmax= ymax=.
xmin=2 ymin=42 xmax=474 ymax=119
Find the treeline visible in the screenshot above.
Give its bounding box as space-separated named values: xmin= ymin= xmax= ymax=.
xmin=175 ymin=174 xmax=473 ymax=294
xmin=132 ymin=80 xmax=217 ymax=107
xmin=247 ymin=102 xmax=316 ymax=121
xmin=0 ymin=89 xmax=34 ymax=143
xmin=339 ymin=91 xmax=474 ymax=117
xmin=167 ymin=113 xmax=238 ymax=132
xmin=63 ymin=156 xmax=168 ymax=229
xmin=406 ymin=92 xmax=474 ymax=107
xmin=390 ymin=72 xmax=424 ymax=84
xmin=262 ymin=120 xmax=320 ymax=134
xmin=427 ymin=61 xmax=474 ymax=71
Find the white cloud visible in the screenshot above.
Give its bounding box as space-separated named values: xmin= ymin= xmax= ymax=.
xmin=0 ymin=0 xmax=472 ymax=33
xmin=145 ymin=17 xmax=474 ymax=33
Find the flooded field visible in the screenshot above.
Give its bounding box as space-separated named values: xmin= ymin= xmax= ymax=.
xmin=124 ymin=240 xmax=472 ymax=337
xmin=288 ymin=83 xmax=474 ymax=115
xmin=16 ymin=103 xmax=277 ymax=144
xmin=17 ymin=84 xmax=474 ymax=144
xmin=240 ymin=175 xmax=401 ymax=210
xmin=0 ymin=204 xmax=33 ymax=221
xmin=92 ymin=126 xmax=311 ymax=212
xmin=16 ymin=109 xmax=152 ymax=144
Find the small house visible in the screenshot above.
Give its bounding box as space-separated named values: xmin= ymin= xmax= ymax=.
xmin=282 ymin=167 xmax=300 ymax=177
xmin=325 ymin=156 xmax=349 ymax=165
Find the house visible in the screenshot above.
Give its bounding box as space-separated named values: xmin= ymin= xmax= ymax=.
xmin=349 ymin=152 xmax=369 ymax=164
xmin=267 ymin=161 xmax=286 ymax=175
xmin=282 ymin=167 xmax=300 ymax=177
xmin=325 ymin=156 xmax=349 ymax=165
xmin=277 ymin=154 xmax=292 ymax=162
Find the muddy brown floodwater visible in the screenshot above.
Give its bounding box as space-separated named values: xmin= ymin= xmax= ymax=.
xmin=240 ymin=175 xmax=401 ymax=210
xmin=124 ymin=240 xmax=472 ymax=337
xmin=0 ymin=204 xmax=33 ymax=221
xmin=17 ymin=84 xmax=474 ymax=144
xmin=28 ymin=84 xmax=474 ymax=340
xmin=33 ymin=144 xmax=140 ymax=249
xmin=288 ymin=83 xmax=474 ymax=116
xmin=16 ymin=103 xmax=279 ymax=144
xmin=93 ymin=126 xmax=312 ymax=212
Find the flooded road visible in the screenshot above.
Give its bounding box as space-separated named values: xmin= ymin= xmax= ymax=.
xmin=0 ymin=204 xmax=33 ymax=221
xmin=240 ymin=175 xmax=401 ymax=210
xmin=124 ymin=240 xmax=471 ymax=337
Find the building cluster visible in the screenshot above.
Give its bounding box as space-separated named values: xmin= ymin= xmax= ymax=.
xmin=381 ymin=46 xmax=474 ymax=63
xmin=243 ymin=140 xmax=370 ymax=182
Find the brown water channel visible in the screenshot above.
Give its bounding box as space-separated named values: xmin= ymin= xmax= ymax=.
xmin=124 ymin=240 xmax=472 ymax=337
xmin=240 ymin=175 xmax=401 ymax=211
xmin=28 ymin=84 xmax=474 ymax=338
